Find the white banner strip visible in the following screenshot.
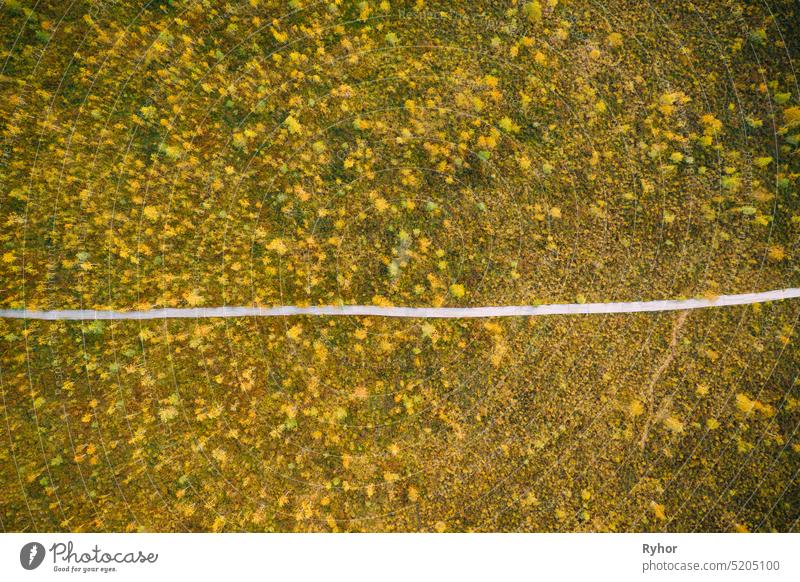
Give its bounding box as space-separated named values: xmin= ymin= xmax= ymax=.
xmin=1 ymin=533 xmax=798 ymax=581
xmin=0 ymin=288 xmax=799 ymax=320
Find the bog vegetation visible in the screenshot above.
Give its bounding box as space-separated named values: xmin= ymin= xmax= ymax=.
xmin=1 ymin=0 xmax=799 ymax=531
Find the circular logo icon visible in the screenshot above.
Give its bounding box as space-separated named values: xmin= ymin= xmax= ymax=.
xmin=20 ymin=542 xmax=46 ymax=570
